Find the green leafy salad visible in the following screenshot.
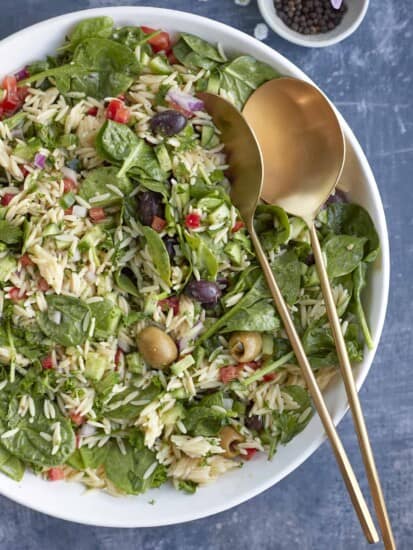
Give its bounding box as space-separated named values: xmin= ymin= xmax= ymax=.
xmin=0 ymin=18 xmax=379 ymax=495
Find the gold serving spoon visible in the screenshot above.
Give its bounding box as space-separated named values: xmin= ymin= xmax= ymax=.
xmin=242 ymin=77 xmax=394 ymax=549
xmin=198 ymin=90 xmax=380 ymax=545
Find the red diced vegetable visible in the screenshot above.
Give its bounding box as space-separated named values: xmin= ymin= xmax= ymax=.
xmin=244 ymin=448 xmax=258 ymax=460
xmin=69 ymin=412 xmax=85 ymax=426
xmin=219 ymin=365 xmax=242 ymax=383
xmin=151 ymin=215 xmax=167 ymax=232
xmin=114 ymin=348 xmax=123 ymax=366
xmin=87 ymin=106 xmax=98 ymax=116
xmin=141 ymin=26 xmax=171 ymax=53
xmin=185 ymin=213 xmax=201 ymax=229
xmin=64 ymin=207 xmax=73 ymax=216
xmin=48 ymin=467 xmax=64 ymax=481
xmin=89 ymin=207 xmax=105 ymax=222
xmin=1 ymin=193 xmax=16 ymax=206
xmin=38 ymin=278 xmax=50 ymax=292
xmin=20 ymin=165 xmax=30 ymax=178
xmin=0 ymin=75 xmax=28 ymax=118
xmin=263 ymin=373 xmax=277 ymax=382
xmin=106 ymin=99 xmax=130 ymax=124
xmin=63 ymin=177 xmax=77 ymax=193
xmin=167 ymin=99 xmax=193 ymax=119
xmin=8 ymin=287 xmax=25 ymax=301
xmin=41 ymin=355 xmax=53 ymax=370
xmin=20 ymin=254 xmax=33 ymax=267
xmin=231 ymin=220 xmax=245 ymax=233
xmin=158 ymin=296 xmax=180 ymax=315
xmin=167 ymin=51 xmax=178 ymax=65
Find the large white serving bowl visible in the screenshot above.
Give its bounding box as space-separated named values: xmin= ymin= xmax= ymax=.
xmin=0 ymin=6 xmax=389 ymax=527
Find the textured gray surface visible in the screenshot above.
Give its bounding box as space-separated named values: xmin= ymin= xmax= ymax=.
xmin=0 ymin=1 xmax=411 ymax=549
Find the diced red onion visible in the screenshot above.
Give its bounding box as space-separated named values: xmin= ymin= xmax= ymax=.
xmin=166 ymin=89 xmax=204 ymax=113
xmin=330 ymin=0 xmax=343 ymax=8
xmin=34 ymin=153 xmax=46 ymax=169
xmin=62 ymin=165 xmax=79 ymax=182
xmin=72 ymin=205 xmax=87 ymax=218
xmin=15 ymin=67 xmax=29 ymax=82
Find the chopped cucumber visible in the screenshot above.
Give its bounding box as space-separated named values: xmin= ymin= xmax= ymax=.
xmin=126 ymin=352 xmax=145 ymax=374
xmin=224 ymin=241 xmax=242 ymax=265
xmin=149 ymin=56 xmax=173 ymax=75
xmin=155 ymin=143 xmax=172 ymax=172
xmin=85 ymin=352 xmax=110 ymax=381
xmin=78 ymin=225 xmax=105 ymax=252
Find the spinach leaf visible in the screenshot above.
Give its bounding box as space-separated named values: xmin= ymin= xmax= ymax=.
xmin=0 ymin=220 xmax=22 ymax=245
xmin=180 ymin=33 xmax=225 ymax=62
xmin=352 ymin=263 xmax=374 ymax=349
xmin=14 ymin=137 xmax=42 ymax=160
xmin=119 ymin=140 xmax=166 ymax=181
xmin=271 ymin=250 xmax=302 ymax=305
xmin=79 ymin=166 xmax=133 ymax=207
xmin=184 ymin=393 xmax=226 ymax=436
xmin=35 ymin=122 xmax=63 ymax=149
xmin=113 ymin=26 xmax=152 ymax=51
xmin=199 ymin=276 xmax=279 ymax=341
xmin=0 ymin=444 xmax=24 ymax=481
xmin=67 ymin=16 xmax=114 ymax=50
xmin=254 ymin=204 xmax=291 ymax=248
xmin=0 ymin=321 xmax=48 ymax=362
xmin=79 ymin=445 xmax=109 ymax=469
xmin=323 ymin=235 xmax=367 ymax=279
xmin=105 ymin=383 xmax=161 ymax=421
xmin=2 ymin=397 xmax=75 ymax=467
xmin=37 ymin=295 xmax=90 ymax=347
xmin=321 ymin=203 xmax=380 ymax=262
xmin=104 ymin=436 xmax=166 ymax=494
xmin=184 ymin=231 xmax=218 ymax=280
xmin=142 ymin=226 xmax=171 ymax=284
xmin=115 ymin=268 xmax=140 ymax=297
xmin=271 ymin=385 xmax=313 ymax=445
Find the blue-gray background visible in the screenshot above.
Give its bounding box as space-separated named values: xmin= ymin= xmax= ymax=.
xmin=0 ymin=1 xmax=411 ymax=549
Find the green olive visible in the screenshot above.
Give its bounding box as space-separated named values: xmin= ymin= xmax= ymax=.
xmin=229 ymin=331 xmax=262 ymax=363
xmin=219 ymin=426 xmax=244 ymax=458
xmin=136 ymin=326 xmax=178 ymax=370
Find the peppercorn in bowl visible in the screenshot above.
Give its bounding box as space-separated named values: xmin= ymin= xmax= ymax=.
xmin=258 ymin=0 xmax=369 ymax=47
xmin=0 ymin=6 xmax=389 ymax=527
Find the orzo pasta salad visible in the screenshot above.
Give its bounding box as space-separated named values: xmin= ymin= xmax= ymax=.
xmin=0 ymin=17 xmax=379 ymax=496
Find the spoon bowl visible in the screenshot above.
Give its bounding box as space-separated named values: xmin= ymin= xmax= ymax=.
xmin=242 ymin=77 xmax=345 ymax=222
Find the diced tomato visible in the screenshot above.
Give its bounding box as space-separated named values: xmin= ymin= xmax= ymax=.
xmin=263 ymin=373 xmax=277 ymax=382
xmin=48 ymin=467 xmax=65 ymax=481
xmin=20 ymin=165 xmax=30 ymax=178
xmin=20 ymin=254 xmax=33 ymax=267
xmin=244 ymin=360 xmax=262 ymax=370
xmin=167 ymin=51 xmax=178 ymax=65
xmin=219 ymin=365 xmax=242 ymax=383
xmin=38 ymin=277 xmax=50 ymax=292
xmin=87 ymin=106 xmax=98 ymax=116
xmin=41 ymin=355 xmax=53 ymax=369
xmin=8 ymin=287 xmax=26 ymax=301
xmin=114 ymin=348 xmax=123 ymax=366
xmin=70 ymin=412 xmax=85 ymax=426
xmin=63 ymin=177 xmax=77 ymax=193
xmin=106 ymin=99 xmax=130 ymax=124
xmin=141 ymin=26 xmax=171 ymax=53
xmin=0 ymin=75 xmax=28 ymax=118
xmin=151 ymin=215 xmax=167 ymax=232
xmin=158 ymin=296 xmax=180 ymax=316
xmin=244 ymin=448 xmax=258 ymax=461
xmin=89 ymin=207 xmax=105 ymax=222
xmin=167 ymin=99 xmax=193 ymax=119
xmin=231 ymin=220 xmax=245 ymax=233
xmin=64 ymin=207 xmax=73 ymax=216
xmin=1 ymin=193 xmax=16 ymax=206
xmin=185 ymin=213 xmax=201 ymax=229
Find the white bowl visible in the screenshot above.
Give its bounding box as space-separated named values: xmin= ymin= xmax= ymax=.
xmin=258 ymin=0 xmax=370 ymax=47
xmin=0 ymin=6 xmax=389 ymax=527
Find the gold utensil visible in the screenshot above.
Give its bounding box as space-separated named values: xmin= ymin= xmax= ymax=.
xmin=198 ymin=91 xmax=379 ymax=545
xmin=243 ymin=77 xmax=394 ymax=550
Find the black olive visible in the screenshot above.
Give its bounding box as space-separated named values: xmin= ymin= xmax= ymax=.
xmin=136 ymin=190 xmax=164 ymax=226
xmin=150 ymin=110 xmax=187 ymax=137
xmin=185 ymin=280 xmax=222 ymax=305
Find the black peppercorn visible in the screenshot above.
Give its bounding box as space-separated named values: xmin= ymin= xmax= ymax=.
xmin=274 ymin=0 xmax=347 ymax=35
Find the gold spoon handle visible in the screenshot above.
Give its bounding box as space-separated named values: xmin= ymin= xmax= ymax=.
xmin=248 ymin=224 xmax=379 ymax=544
xmin=309 ymin=223 xmax=395 ymax=550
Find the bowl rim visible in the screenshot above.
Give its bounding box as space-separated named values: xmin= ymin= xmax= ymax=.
xmin=0 ymin=5 xmax=389 ymax=527
xmin=257 ymin=0 xmax=370 ymax=48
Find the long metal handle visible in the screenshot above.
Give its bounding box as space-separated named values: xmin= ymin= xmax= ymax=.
xmin=248 ymin=223 xmax=379 ymax=544
xmin=309 ymin=223 xmax=395 ymax=549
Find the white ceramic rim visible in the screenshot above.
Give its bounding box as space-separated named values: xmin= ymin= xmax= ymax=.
xmin=257 ymin=0 xmax=370 ymax=48
xmin=0 ymin=6 xmax=389 ymax=527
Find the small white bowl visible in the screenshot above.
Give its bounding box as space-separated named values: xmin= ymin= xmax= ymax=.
xmin=258 ymin=0 xmax=369 ymax=47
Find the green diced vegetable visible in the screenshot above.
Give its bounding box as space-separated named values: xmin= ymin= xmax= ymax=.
xmin=85 ymin=351 xmax=110 ymax=381
xmin=78 ymin=224 xmax=105 ymax=251
xmin=0 ymin=221 xmax=23 ymax=245
xmin=126 ymin=352 xmax=145 ymax=374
